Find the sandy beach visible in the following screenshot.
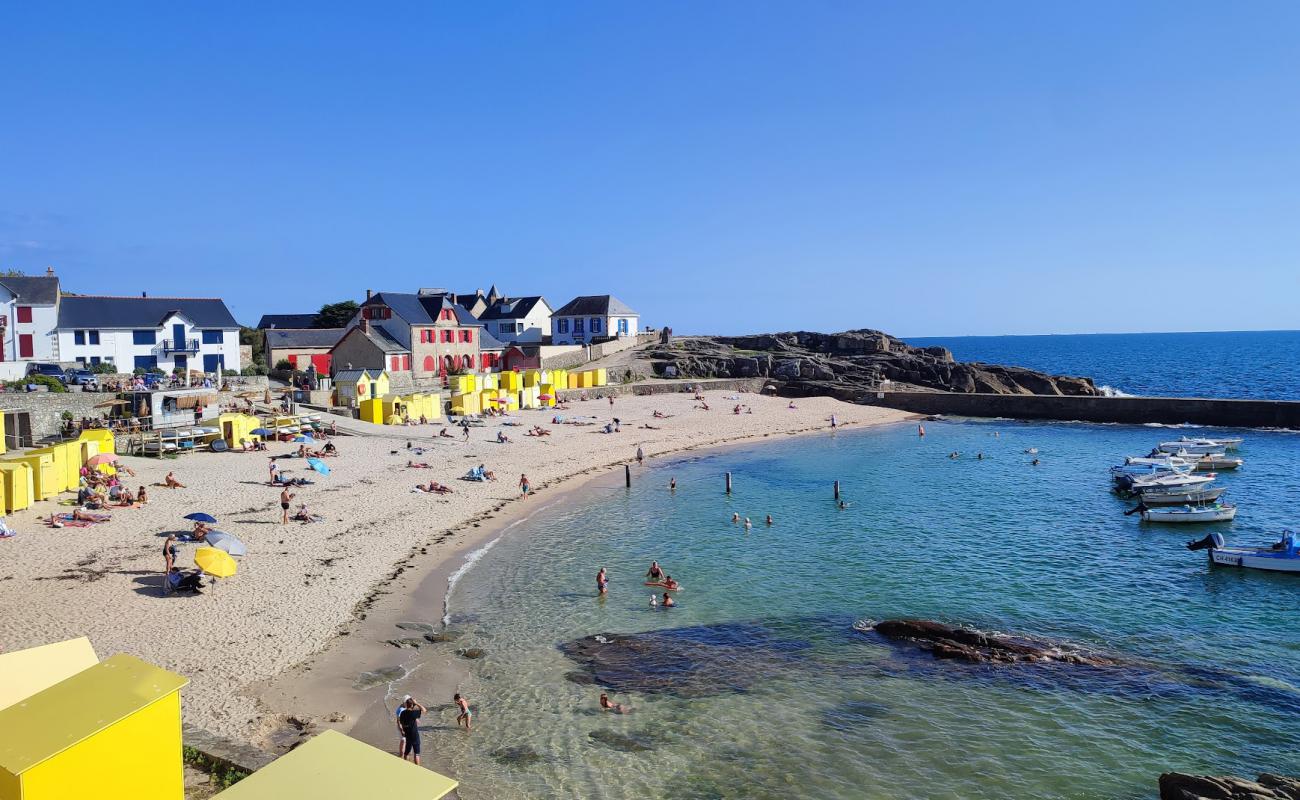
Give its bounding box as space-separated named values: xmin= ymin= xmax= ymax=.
xmin=0 ymin=392 xmax=910 ymax=749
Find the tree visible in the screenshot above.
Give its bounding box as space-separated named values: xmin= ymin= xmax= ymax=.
xmin=314 ymin=300 xmax=359 ymax=329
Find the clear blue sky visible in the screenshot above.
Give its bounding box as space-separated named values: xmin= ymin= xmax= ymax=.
xmin=2 ymin=2 xmax=1298 ymax=336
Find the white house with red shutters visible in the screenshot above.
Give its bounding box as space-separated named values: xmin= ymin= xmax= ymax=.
xmin=0 ymin=271 xmax=62 ymax=378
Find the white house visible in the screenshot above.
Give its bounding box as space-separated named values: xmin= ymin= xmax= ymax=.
xmin=0 ymin=272 xmax=61 ymax=376
xmin=55 ymin=295 xmax=242 ymax=374
xmin=477 ymin=296 xmax=552 ymax=345
xmin=550 ymin=295 xmax=640 ymax=345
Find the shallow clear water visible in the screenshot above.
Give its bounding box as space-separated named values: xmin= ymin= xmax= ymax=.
xmin=906 ymin=330 xmax=1300 ymax=400
xmin=424 ymin=421 xmax=1300 ymax=799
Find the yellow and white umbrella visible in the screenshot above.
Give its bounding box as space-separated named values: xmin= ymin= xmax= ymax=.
xmin=194 ymin=547 xmax=237 ymax=578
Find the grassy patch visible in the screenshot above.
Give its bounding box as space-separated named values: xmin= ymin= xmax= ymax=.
xmin=182 ymin=746 xmax=250 ymax=789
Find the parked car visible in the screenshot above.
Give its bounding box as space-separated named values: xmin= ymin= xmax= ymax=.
xmin=26 ymin=363 xmax=66 ymax=380
xmin=142 ymin=372 xmax=163 ymax=389
xmin=63 ymin=368 xmax=97 ymax=386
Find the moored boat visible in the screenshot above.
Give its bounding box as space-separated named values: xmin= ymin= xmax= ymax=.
xmin=1114 ymin=472 xmax=1216 ymax=497
xmin=1158 ymin=436 xmax=1245 ymax=454
xmin=1137 ymin=486 xmax=1226 ymax=506
xmin=1140 ymin=503 xmax=1237 ymax=523
xmin=1110 ymin=455 xmax=1195 ymax=480
xmin=1192 ymin=454 xmax=1243 ymax=471
xmin=1187 ymin=531 xmax=1300 ymax=573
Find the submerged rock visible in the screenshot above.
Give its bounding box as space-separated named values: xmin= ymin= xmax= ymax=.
xmin=564 ymin=670 xmax=596 ymax=686
xmin=863 ymin=619 xmax=1122 ymax=667
xmin=1158 ymin=772 xmax=1300 ymax=800
xmin=395 ymin=622 xmax=435 ymax=634
xmin=423 ymin=631 xmax=463 ymax=643
xmin=458 ymin=647 xmax=487 ymax=660
xmin=588 ymin=728 xmax=653 ymax=753
xmin=352 ymin=666 xmax=404 ymax=690
xmin=384 ymin=638 xmax=424 ymax=649
xmin=491 ymin=745 xmax=544 ymax=767
xmin=559 ymin=621 xmax=810 ymax=698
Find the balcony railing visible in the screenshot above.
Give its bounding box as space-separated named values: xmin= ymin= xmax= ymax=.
xmin=154 ymin=338 xmax=200 ymax=355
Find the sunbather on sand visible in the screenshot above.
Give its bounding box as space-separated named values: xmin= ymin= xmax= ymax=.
xmin=408 ymin=461 xmax=431 ymax=468
xmin=163 ymin=472 xmax=185 ymax=488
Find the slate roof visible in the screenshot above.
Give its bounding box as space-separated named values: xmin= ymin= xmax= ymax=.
xmin=0 ymin=276 xmax=60 ymax=305
xmin=257 ymin=313 xmax=318 ymax=329
xmin=365 ymin=326 xmax=409 ymax=353
xmin=58 ymin=296 xmax=240 ymax=329
xmin=478 ymin=328 xmax=507 ymax=350
xmin=479 ymin=296 xmax=549 ymax=321
xmin=552 ymin=295 xmax=637 ymax=317
xmin=265 ymin=328 xmax=345 ymax=349
xmin=333 ymin=369 xmax=371 ymax=384
xmin=368 ymin=293 xmax=434 ymax=325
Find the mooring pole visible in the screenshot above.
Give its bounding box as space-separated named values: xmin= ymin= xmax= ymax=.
xmin=725 ymin=472 xmax=732 ymax=494
xmin=834 ymin=480 xmax=841 ymax=500
xmin=625 ymin=464 xmax=632 ymax=488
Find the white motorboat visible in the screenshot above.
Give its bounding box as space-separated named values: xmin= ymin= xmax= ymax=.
xmin=1140 ymin=503 xmax=1237 ymax=523
xmin=1188 ymin=531 xmax=1300 ymax=573
xmin=1137 ymin=486 xmax=1226 ymax=506
xmin=1116 ymin=472 xmax=1217 ymax=496
xmin=1158 ymin=436 xmax=1244 ymax=454
xmin=1192 ymin=455 xmax=1243 ymax=471
xmin=1110 ymin=455 xmax=1195 ymax=480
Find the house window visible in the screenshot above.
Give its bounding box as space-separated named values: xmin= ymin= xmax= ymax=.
xmin=15 ymin=306 xmax=32 ymax=324
xmin=402 ymin=354 xmax=411 ymax=370
xmin=441 ymin=309 xmax=453 ymax=321
xmin=442 ymin=330 xmax=453 ymax=343
xmin=557 ymin=319 xmax=569 ymax=334
xmin=133 ymin=330 xmax=157 ymax=345
xmin=90 ymin=356 xmax=101 ymax=365
xmin=591 ymin=318 xmax=602 ymax=333
xmin=574 ymin=319 xmax=585 ymax=334
xmin=390 ymin=355 xmax=400 ymax=371
xmin=89 ymin=330 xmax=100 ymax=345
xmin=618 ymin=318 xmax=629 ymax=334
xmin=134 ymin=355 xmax=158 ymax=370
xmin=74 ymin=331 xmax=85 ymax=345
xmin=466 ymin=354 xmax=474 ymax=369
xmin=201 ymin=330 xmax=223 ymax=344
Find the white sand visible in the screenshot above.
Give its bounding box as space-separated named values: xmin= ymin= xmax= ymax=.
xmin=0 ymin=392 xmax=910 ymax=742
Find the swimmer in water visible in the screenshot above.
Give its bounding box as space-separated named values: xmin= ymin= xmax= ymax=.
xmin=597 ymin=567 xmax=608 ymax=595
xmin=918 ymin=424 xmax=925 ymax=436
xmin=650 ymin=594 xmax=658 ymax=608
xmin=731 ymin=512 xmax=740 ymax=523
xmin=669 ymin=477 xmax=676 ymax=491
xmin=1032 ymin=458 xmax=1040 ymax=466
xmin=838 ymin=500 xmax=848 ymax=510
xmin=744 ymin=517 xmax=752 ymax=530
xmin=600 ymin=693 xmax=630 ymax=713
xmin=662 ymin=592 xmax=675 ymax=607
xmin=646 ymin=561 xmax=664 ymax=581
xmin=766 ymin=514 xmax=774 ymax=526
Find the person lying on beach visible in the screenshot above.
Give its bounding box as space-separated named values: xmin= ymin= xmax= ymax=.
xmin=116 ymin=463 xmax=137 ymax=477
xmin=497 ymin=431 xmax=511 ymax=443
xmin=695 ymin=401 xmax=710 ymax=411
xmin=641 ymin=423 xmax=660 ymax=430
xmin=479 ymin=465 xmax=498 ymax=481
xmin=408 ymin=461 xmax=431 ymax=468
xmin=439 ymin=427 xmax=455 ymax=438
xmin=163 ymin=472 xmax=185 ymax=489
xmin=652 ymin=410 xmax=667 ymax=418
xmin=418 ymin=481 xmax=453 ymax=494
xmin=788 ymin=401 xmax=797 ymax=409
xmin=599 ymin=693 xmax=630 ymax=713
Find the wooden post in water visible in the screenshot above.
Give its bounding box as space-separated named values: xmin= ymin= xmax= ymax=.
xmin=725 ymin=472 xmax=732 ymax=494
xmin=834 ymin=480 xmax=841 ymax=500
xmin=625 ymin=464 xmax=632 ymax=488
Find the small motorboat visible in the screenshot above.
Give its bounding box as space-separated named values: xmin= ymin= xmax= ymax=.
xmin=1187 ymin=531 xmax=1300 ymax=573
xmin=1193 ymin=455 xmax=1243 ymax=471
xmin=1140 ymin=503 xmax=1237 ymax=523
xmin=1137 ymin=486 xmax=1226 ymax=506
xmin=1110 ymin=455 xmax=1195 ymax=480
xmin=1115 ymin=472 xmax=1216 ymax=497
xmin=1158 ymin=436 xmax=1244 ymax=454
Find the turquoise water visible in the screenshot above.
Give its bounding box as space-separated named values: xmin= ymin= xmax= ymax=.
xmin=429 ymin=421 xmax=1300 ymax=799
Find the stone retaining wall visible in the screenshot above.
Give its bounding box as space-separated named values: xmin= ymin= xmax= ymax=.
xmin=557 ymin=377 xmax=765 ymax=401
xmin=541 ymin=333 xmax=656 ymax=370
xmin=861 ymin=391 xmax=1300 ymax=429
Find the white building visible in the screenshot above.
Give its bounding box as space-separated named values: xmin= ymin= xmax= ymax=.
xmin=55 ymin=295 xmax=242 ymax=374
xmin=0 ymin=272 xmax=61 ymax=377
xmin=477 ymin=296 xmax=552 ymax=345
xmin=550 ymin=295 xmax=640 ymax=345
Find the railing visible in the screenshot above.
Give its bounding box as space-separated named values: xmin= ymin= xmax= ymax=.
xmin=154 ymin=338 xmax=200 ymax=355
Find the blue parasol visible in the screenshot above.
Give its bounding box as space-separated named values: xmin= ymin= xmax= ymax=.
xmin=183 ymin=512 xmax=218 ymax=523
xmin=306 ymin=458 xmax=330 ymax=476
xmin=251 ymin=428 xmax=275 ymax=436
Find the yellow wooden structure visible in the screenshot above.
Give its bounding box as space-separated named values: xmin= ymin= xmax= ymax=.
xmin=0 ymin=462 xmax=32 ymax=512
xmin=500 ymin=371 xmax=522 ymax=392
xmin=211 ymin=730 xmax=456 ymax=800
xmin=28 ymin=445 xmax=70 ymax=494
xmin=78 ymin=428 xmax=115 ymax=456
xmin=518 ymin=386 xmax=541 ymax=409
xmin=0 ymin=414 xmax=6 ymax=455
xmin=0 ymin=653 xmax=188 ymax=800
xmin=523 ymin=369 xmax=541 ymax=388
xmin=4 ymin=453 xmax=57 ymax=502
xmin=336 ymin=370 xmax=390 ymax=406
xmin=538 ymin=382 xmax=557 ymax=407
xmin=481 ymin=372 xmax=499 ymax=390
xmin=549 ymin=368 xmax=568 ymax=391
xmin=0 ymin=638 xmax=99 ymax=712
xmin=358 ymin=398 xmax=384 ymax=424
xmin=450 ymin=392 xmax=481 ymax=416
xmin=218 ymin=413 xmax=263 ymax=447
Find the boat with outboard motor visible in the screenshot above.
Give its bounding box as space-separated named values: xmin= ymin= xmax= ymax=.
xmin=1138 ymin=503 xmax=1237 ymax=523
xmin=1191 ymin=454 xmax=1244 ymax=471
xmin=1158 ymin=436 xmax=1244 ymax=454
xmin=1187 ymin=531 xmax=1300 ymax=573
xmin=1114 ymin=472 xmax=1216 ymax=497
xmin=1110 ymin=455 xmax=1196 ymax=481
xmin=1136 ymin=486 xmax=1226 ymax=506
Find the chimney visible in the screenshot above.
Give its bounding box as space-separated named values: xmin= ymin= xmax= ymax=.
xmin=359 ymin=318 xmax=369 ymax=333
xmin=45 ymin=266 xmax=55 ymax=277
xmin=142 ymin=291 xmax=148 ymax=298
xmin=366 ymin=289 xmax=372 ymax=300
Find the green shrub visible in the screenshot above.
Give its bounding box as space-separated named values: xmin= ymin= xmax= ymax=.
xmin=90 ymin=362 xmax=117 ymax=374
xmin=16 ymin=374 xmax=68 ymax=393
xmin=181 ymin=746 xmax=250 ymax=789
xmin=274 ymin=359 xmax=294 ymax=371
xmin=242 ymin=364 xmax=268 ymax=376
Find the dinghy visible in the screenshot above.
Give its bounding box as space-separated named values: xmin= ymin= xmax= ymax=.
xmin=1187 ymin=531 xmax=1300 ymax=574
xmin=1140 ymin=503 xmax=1237 ymax=523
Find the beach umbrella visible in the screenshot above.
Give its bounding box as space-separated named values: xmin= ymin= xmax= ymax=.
xmin=251 ymin=428 xmax=275 ymax=436
xmin=538 ymin=394 xmax=552 ymax=400
xmin=93 ymin=398 xmax=128 ymax=409
xmin=204 ymin=530 xmax=247 ymax=557
xmin=184 ymin=512 xmax=218 ymax=524
xmin=306 ymin=458 xmax=330 ymax=476
xmin=85 ymin=453 xmax=118 ymax=467
xmin=194 ymin=547 xmax=237 ymax=578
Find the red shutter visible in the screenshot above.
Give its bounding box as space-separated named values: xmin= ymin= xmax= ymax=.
xmin=390 ymin=355 xmax=399 ymax=371
xmin=16 ymin=306 xmax=32 ymax=324
xmin=423 ymin=355 xmax=435 ymax=372
xmin=18 ymin=334 xmax=33 ymax=357
xmin=403 ymin=355 xmax=411 ymax=370
xmin=467 ymin=329 xmax=474 ymax=343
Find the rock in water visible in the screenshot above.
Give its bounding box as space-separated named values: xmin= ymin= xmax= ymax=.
xmin=458 ymin=647 xmax=487 ymax=659
xmin=865 ymin=619 xmax=1121 ymax=667
xmin=1158 ymin=772 xmax=1300 ymax=800
xmin=491 ymin=745 xmax=544 ymax=767
xmin=588 ymin=729 xmax=653 ymax=753
xmin=352 ymin=666 xmax=404 ymax=690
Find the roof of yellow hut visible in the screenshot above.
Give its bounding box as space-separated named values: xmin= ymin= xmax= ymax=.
xmin=212 ymin=729 xmax=458 ymax=799
xmin=0 ymin=637 xmax=99 ymax=712
xmin=0 ymin=653 xmax=188 ymax=774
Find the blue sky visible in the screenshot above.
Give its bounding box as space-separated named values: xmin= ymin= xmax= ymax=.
xmin=2 ymin=2 xmax=1298 ymax=336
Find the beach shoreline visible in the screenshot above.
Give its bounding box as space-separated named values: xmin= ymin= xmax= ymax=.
xmin=0 ymin=391 xmax=913 ymax=761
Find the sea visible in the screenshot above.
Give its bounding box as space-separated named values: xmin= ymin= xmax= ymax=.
xmin=399 ymin=420 xmax=1300 ymax=799
xmin=905 ymin=330 xmax=1300 ymax=400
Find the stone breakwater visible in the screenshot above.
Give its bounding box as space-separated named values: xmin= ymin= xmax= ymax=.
xmin=646 ymin=330 xmax=1098 ymax=398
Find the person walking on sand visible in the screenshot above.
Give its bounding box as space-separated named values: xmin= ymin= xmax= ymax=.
xmin=597 ymin=567 xmax=608 ymax=595
xmin=830 ymin=414 xmax=838 ymax=429
xmin=636 ymin=445 xmax=644 ymax=466
xmin=519 ymin=473 xmax=530 ymax=498
xmin=455 ymin=693 xmax=472 ymax=731
xmin=280 ymin=487 xmax=295 ymax=525
xmin=397 ymin=697 xmax=425 ymax=763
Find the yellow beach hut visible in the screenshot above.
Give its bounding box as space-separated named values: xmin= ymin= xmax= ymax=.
xmin=0 ymin=637 xmax=99 ymax=713
xmin=0 ymin=461 xmax=33 ymax=512
xmin=0 ymin=652 xmax=188 ymax=800
xmin=4 ymin=452 xmax=57 ymax=502
xmin=358 ymin=397 xmax=385 ymax=425
xmin=218 ymin=412 xmax=263 ymax=448
xmin=27 ymin=444 xmax=71 ymax=494
xmin=211 ymin=730 xmax=456 ymax=800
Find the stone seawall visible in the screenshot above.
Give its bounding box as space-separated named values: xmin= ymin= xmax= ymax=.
xmin=557 ymin=377 xmax=764 ymax=401
xmin=861 ymin=391 xmax=1300 ymax=429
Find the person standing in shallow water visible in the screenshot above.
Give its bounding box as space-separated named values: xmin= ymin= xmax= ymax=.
xmin=636 ymin=445 xmax=644 ymax=466
xmin=597 ymin=567 xmax=608 ymax=595
xmin=397 ymin=697 xmax=425 ymax=764
xmin=455 ymin=693 xmax=472 ymax=731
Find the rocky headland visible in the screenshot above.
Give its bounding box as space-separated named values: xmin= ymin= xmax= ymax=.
xmin=645 ymin=330 xmax=1098 ymax=399
xmin=1159 ymin=772 xmax=1300 ymax=800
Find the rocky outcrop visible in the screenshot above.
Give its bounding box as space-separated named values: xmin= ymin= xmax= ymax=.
xmin=861 ymin=619 xmax=1121 ymax=667
xmin=645 ymin=330 xmax=1097 ymax=399
xmin=1159 ymin=773 xmax=1300 ymax=800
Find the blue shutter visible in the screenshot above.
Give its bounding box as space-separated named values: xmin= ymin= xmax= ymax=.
xmin=203 ymin=354 xmax=220 ymax=372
